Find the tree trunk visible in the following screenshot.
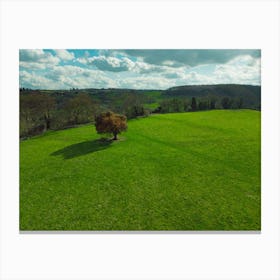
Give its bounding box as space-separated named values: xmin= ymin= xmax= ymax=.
xmin=113 ymin=132 xmax=118 ymax=140
xmin=46 ymin=119 xmax=50 ymax=130
xmin=44 ymin=115 xmax=50 ymax=130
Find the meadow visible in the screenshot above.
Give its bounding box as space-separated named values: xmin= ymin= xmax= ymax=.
xmin=20 ymin=110 xmax=261 ymax=230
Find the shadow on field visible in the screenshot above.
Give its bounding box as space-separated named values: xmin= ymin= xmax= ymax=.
xmin=51 ymin=139 xmax=113 ymax=159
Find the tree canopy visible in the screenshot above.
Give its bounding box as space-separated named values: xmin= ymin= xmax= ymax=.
xmin=95 ymin=111 xmax=127 ymax=140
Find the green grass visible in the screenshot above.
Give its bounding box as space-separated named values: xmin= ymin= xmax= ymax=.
xmin=20 ymin=110 xmax=261 ymax=230
xmin=144 ymin=102 xmax=159 ymax=110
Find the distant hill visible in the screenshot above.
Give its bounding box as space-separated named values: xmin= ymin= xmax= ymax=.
xmin=71 ymin=84 xmax=261 ymax=109
xmin=164 ymin=84 xmax=261 ymax=108
xmin=20 ymin=84 xmax=261 ymax=113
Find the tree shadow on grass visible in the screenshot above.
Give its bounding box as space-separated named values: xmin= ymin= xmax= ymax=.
xmin=51 ymin=138 xmax=113 ymax=159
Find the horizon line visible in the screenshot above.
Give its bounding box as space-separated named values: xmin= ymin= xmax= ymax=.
xmin=19 ymin=83 xmax=261 ymax=91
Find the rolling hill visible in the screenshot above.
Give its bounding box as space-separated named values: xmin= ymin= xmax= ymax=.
xmin=164 ymin=84 xmax=261 ymax=108
xmin=20 ymin=84 xmax=261 ymax=110
xmin=20 ymin=110 xmax=261 ymax=231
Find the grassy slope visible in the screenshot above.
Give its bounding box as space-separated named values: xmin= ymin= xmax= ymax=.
xmin=20 ymin=110 xmax=261 ymax=230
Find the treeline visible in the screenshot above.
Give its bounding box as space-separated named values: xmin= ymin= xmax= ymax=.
xmin=154 ymin=96 xmax=247 ymax=114
xmin=20 ymin=90 xmax=150 ymax=138
xmin=20 ymin=84 xmax=261 ymax=139
xmin=20 ymin=92 xmax=96 ymax=137
xmin=164 ymin=84 xmax=261 ymax=109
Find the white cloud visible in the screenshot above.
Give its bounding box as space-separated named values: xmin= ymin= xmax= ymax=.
xmin=19 ymin=49 xmax=60 ymax=69
xmin=112 ymin=49 xmax=261 ymax=67
xmin=46 ymin=65 xmax=85 ymax=79
xmin=118 ymin=75 xmax=176 ymax=89
xmin=54 ymin=49 xmax=75 ymax=61
xmin=20 ymin=70 xmax=60 ymax=89
xmin=20 ymin=66 xmax=118 ymax=89
xmin=77 ymin=54 xmax=186 ymax=76
xmin=77 ymin=55 xmax=135 ymax=72
xmin=19 ymin=50 xmax=261 ymax=89
xmin=227 ymin=55 xmax=259 ymax=67
xmin=212 ymin=55 xmax=261 ymax=85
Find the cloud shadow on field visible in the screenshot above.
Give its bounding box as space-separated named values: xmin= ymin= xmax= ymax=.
xmin=51 ymin=139 xmax=113 ymax=159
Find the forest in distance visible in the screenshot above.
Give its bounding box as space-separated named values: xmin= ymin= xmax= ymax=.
xmin=20 ymin=83 xmax=261 ymax=139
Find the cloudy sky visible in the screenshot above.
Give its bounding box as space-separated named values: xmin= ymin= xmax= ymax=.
xmin=19 ymin=49 xmax=261 ymax=90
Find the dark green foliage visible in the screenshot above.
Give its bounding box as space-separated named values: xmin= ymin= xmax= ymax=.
xmin=191 ymin=97 xmax=197 ymax=111
xmin=165 ymin=84 xmax=260 ymax=109
xmin=236 ymin=97 xmax=243 ymax=109
xmin=183 ymin=99 xmax=190 ymax=111
xmin=221 ymin=97 xmax=233 ymax=109
xmin=210 ymin=97 xmax=216 ymax=109
xmin=158 ymin=98 xmax=185 ymax=113
xmin=198 ymin=99 xmax=209 ymax=110
xmin=125 ymin=105 xmax=145 ymax=119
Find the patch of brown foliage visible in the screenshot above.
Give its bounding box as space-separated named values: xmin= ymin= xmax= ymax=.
xmin=95 ymin=111 xmax=127 ymax=140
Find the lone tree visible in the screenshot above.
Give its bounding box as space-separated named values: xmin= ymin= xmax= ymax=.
xmin=95 ymin=111 xmax=127 ymax=140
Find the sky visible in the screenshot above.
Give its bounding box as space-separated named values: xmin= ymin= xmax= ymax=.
xmin=19 ymin=49 xmax=261 ymax=90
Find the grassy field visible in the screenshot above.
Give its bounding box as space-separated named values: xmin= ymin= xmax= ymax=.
xmin=20 ymin=110 xmax=261 ymax=230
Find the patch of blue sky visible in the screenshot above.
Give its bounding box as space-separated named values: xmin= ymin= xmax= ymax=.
xmin=74 ymin=49 xmax=99 ymax=57
xmin=43 ymin=49 xmax=55 ymax=55
xmin=115 ymin=52 xmax=137 ymax=62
